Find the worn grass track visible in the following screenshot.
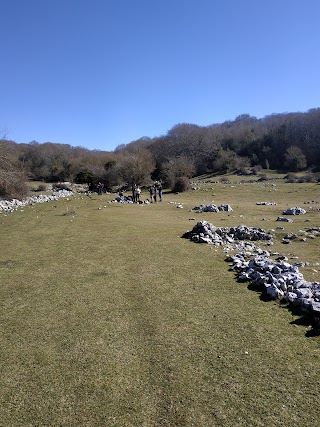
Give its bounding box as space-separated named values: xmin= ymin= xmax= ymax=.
xmin=0 ymin=179 xmax=319 ymax=426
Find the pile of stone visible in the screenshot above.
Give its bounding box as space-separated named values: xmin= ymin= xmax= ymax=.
xmin=277 ymin=227 xmax=320 ymax=244
xmin=192 ymin=204 xmax=233 ymax=213
xmin=183 ymin=221 xmax=320 ymax=330
xmin=182 ymin=221 xmax=272 ymax=245
xmin=110 ymin=195 xmax=150 ymax=204
xmin=110 ymin=195 xmax=133 ymax=203
xmin=226 ymin=253 xmax=320 ymax=328
xmin=283 ymin=207 xmax=306 ymax=215
xmin=256 ymin=202 xmax=276 ymax=205
xmin=282 ymin=233 xmax=298 ymax=244
xmin=306 ymin=226 xmax=320 ymax=234
xmin=0 ymin=190 xmax=74 ymax=213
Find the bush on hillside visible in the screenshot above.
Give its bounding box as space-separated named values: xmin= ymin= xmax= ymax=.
xmin=0 ymin=142 xmax=28 ymax=200
xmin=252 ymin=165 xmax=262 ymax=175
xmin=299 ymin=172 xmax=317 ymax=183
xmin=35 ymin=184 xmax=47 ymax=192
xmin=258 ymin=173 xmax=268 ymax=181
xmin=285 ymin=173 xmax=298 ymax=183
xmin=53 ymin=183 xmax=72 ymax=191
xmin=285 ymin=172 xmax=319 ymax=183
xmin=220 ymin=176 xmax=230 ymax=183
xmin=173 ymin=176 xmax=190 ymax=192
xmin=0 ymin=175 xmax=28 ymax=199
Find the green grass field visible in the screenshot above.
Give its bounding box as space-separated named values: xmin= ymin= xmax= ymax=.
xmin=0 ymin=176 xmax=319 ymax=426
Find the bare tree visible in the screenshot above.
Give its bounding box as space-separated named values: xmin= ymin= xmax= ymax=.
xmin=117 ymin=148 xmax=155 ymax=186
xmin=161 ymin=156 xmax=195 ymax=188
xmin=0 ymin=140 xmax=28 ymax=199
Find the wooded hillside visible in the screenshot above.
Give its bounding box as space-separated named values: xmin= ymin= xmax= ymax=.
xmin=1 ymin=107 xmax=320 ymax=198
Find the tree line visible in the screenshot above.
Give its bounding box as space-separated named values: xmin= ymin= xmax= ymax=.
xmin=1 ymin=107 xmax=320 ymax=198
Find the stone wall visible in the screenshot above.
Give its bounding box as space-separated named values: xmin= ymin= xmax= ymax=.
xmin=183 ymin=220 xmax=320 ymax=332
xmin=0 ymin=190 xmax=74 ymax=213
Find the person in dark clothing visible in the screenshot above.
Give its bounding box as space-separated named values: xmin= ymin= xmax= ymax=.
xmin=132 ymin=184 xmax=136 ymax=203
xmin=152 ymin=185 xmax=157 ymax=203
xmin=149 ymin=185 xmax=155 ymax=203
xmin=158 ymin=183 xmax=163 ymax=202
xmin=97 ymin=182 xmax=103 ymax=195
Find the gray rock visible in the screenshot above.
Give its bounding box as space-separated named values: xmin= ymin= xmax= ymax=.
xmin=294 ymin=288 xmax=313 ymax=299
xmin=283 ymin=207 xmax=306 ymax=215
xmin=277 ymin=217 xmax=293 ymax=222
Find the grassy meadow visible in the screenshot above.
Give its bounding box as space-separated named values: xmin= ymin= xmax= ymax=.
xmin=0 ymin=173 xmax=319 ymax=426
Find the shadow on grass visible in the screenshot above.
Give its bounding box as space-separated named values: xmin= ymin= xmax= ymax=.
xmin=305 ymin=328 xmax=320 ymax=337
xmin=288 ymin=307 xmax=320 ymax=337
xmin=238 ymin=277 xmax=320 ymax=337
xmin=246 ymin=282 xmax=271 ymax=302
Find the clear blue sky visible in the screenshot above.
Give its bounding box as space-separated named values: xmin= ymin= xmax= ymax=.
xmin=1 ymin=0 xmax=320 ymax=151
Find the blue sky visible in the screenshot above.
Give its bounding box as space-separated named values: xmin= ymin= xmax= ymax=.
xmin=1 ymin=0 xmax=320 ymax=151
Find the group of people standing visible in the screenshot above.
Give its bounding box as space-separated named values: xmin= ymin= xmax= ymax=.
xmin=149 ymin=182 xmax=162 ymax=203
xmin=131 ymin=182 xmax=162 ymax=203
